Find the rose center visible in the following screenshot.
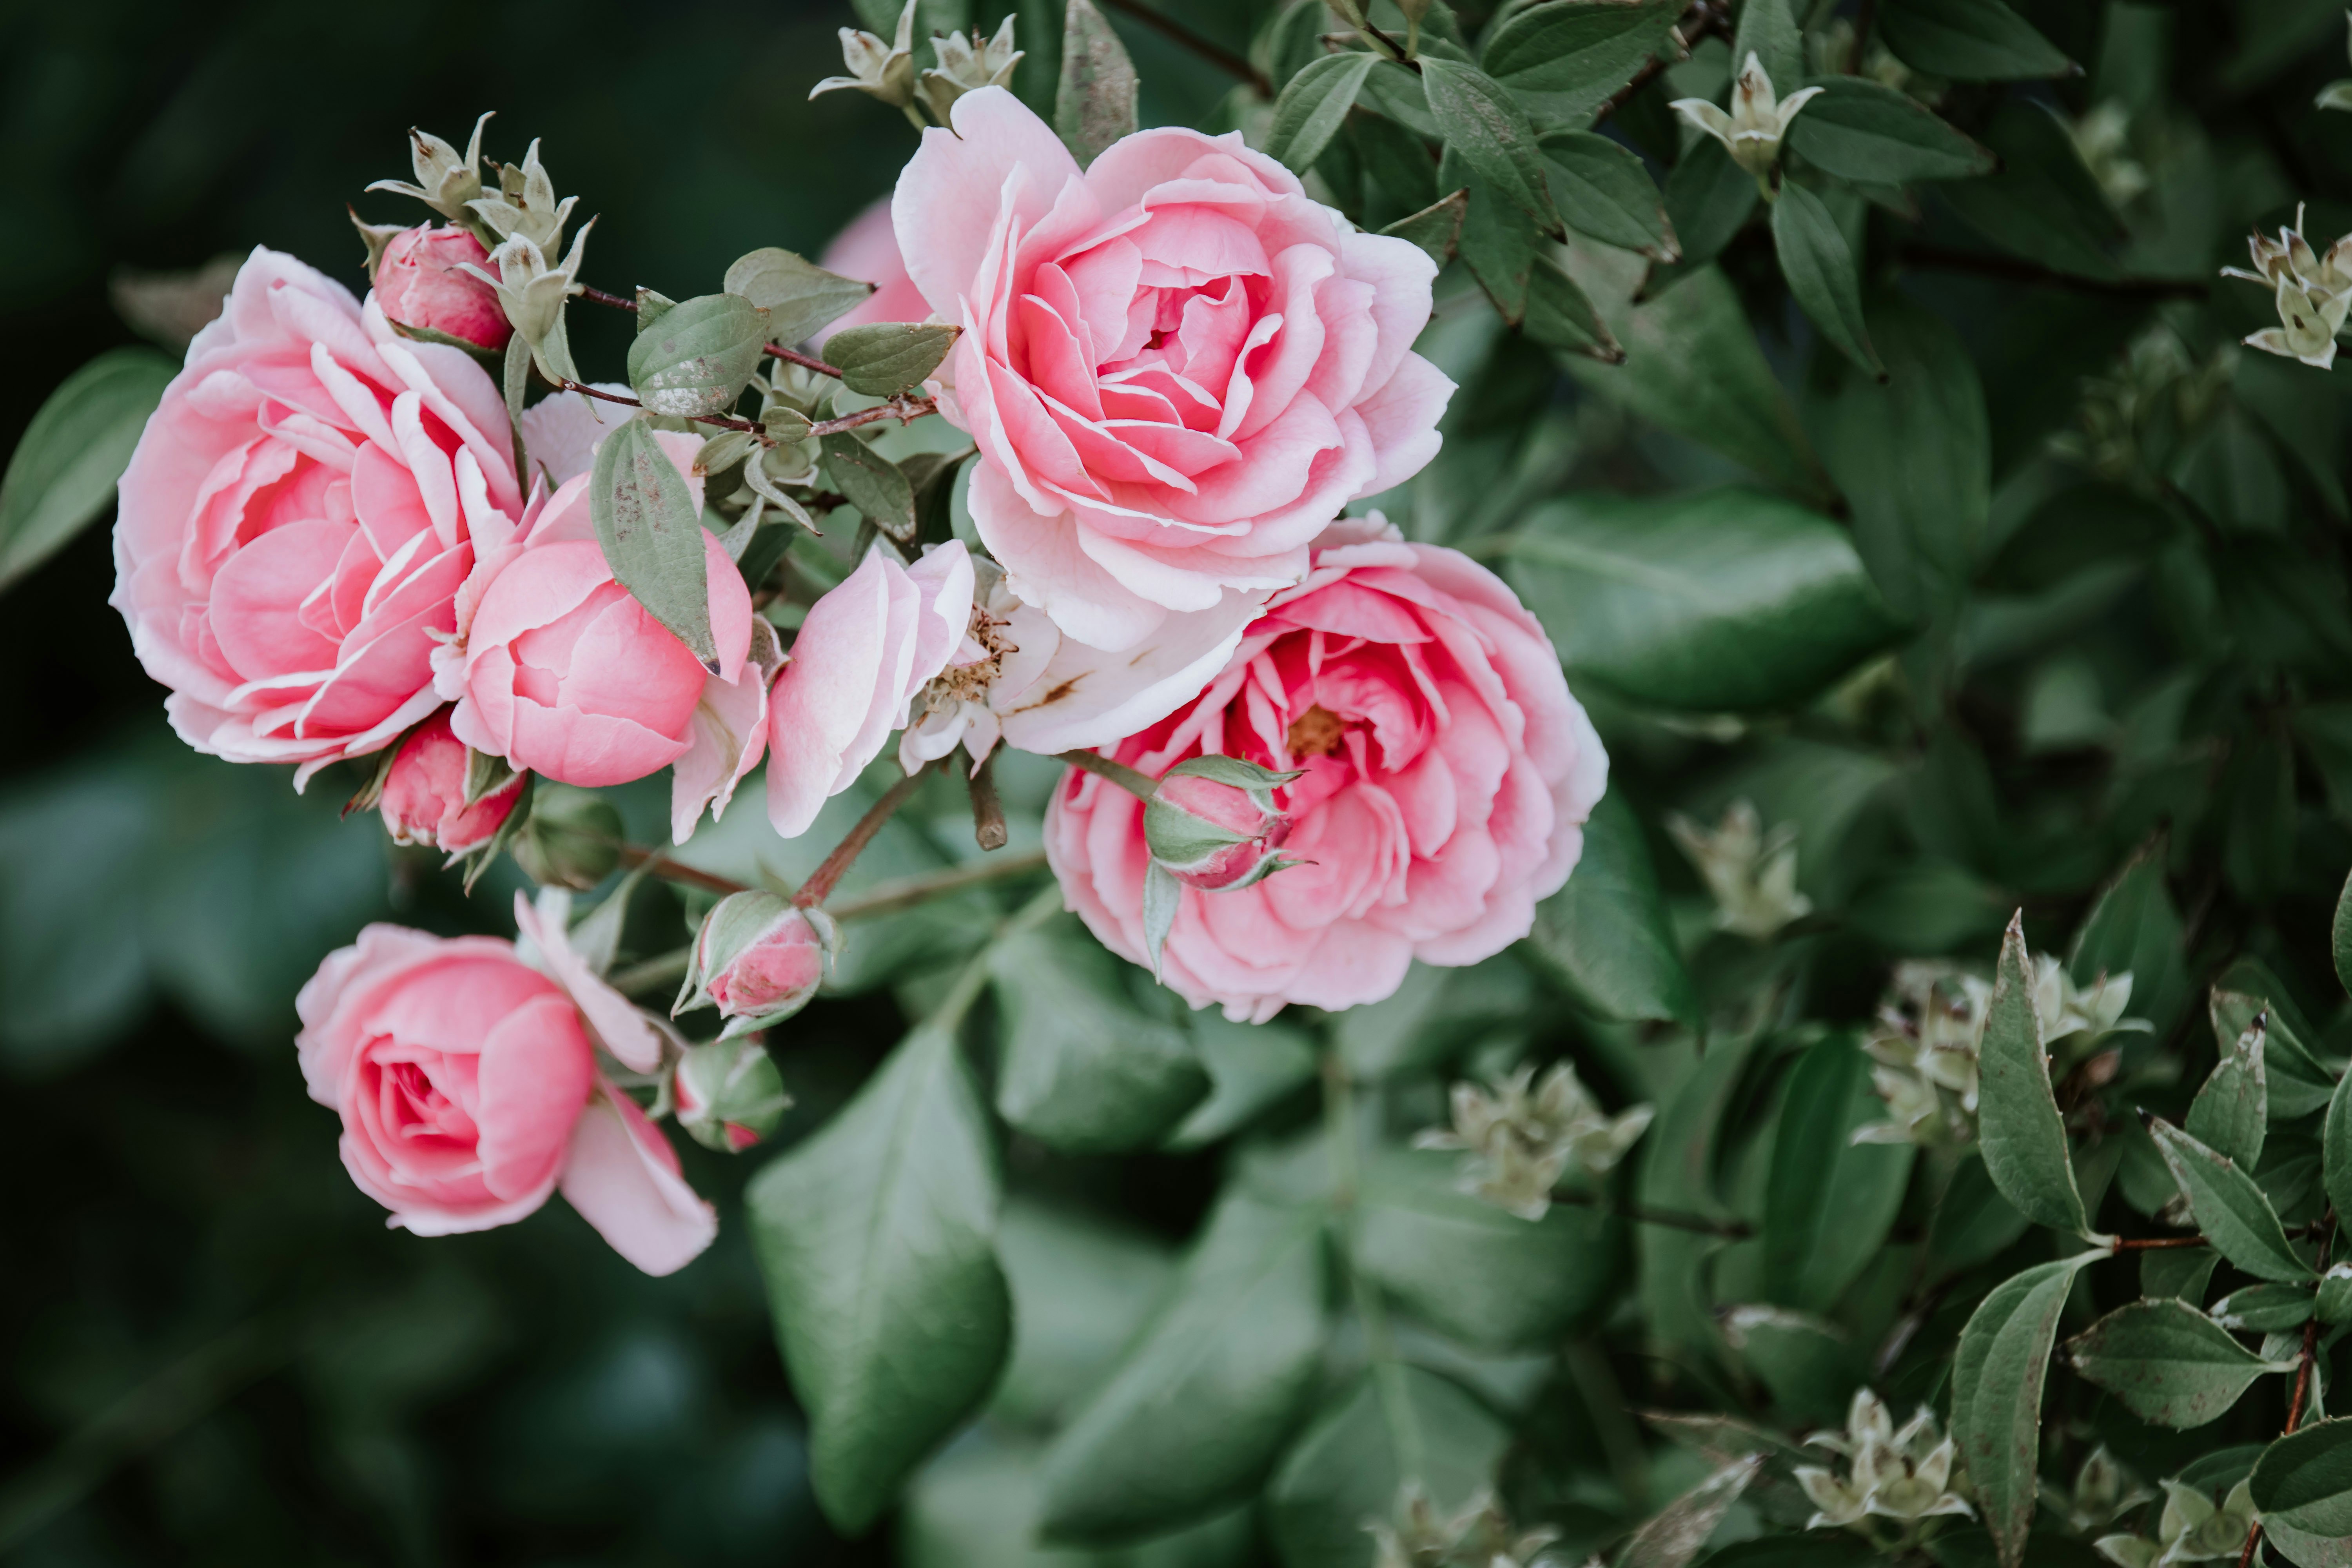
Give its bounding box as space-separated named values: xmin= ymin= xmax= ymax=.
xmin=1287 ymin=705 xmax=1347 ymax=758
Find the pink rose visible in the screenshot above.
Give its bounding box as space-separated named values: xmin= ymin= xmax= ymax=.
xmin=296 ymin=911 xmax=715 ymax=1275
xmin=677 ymin=889 xmax=835 ymax=1038
xmin=113 ymin=248 xmax=524 ymax=784
xmin=892 ymin=89 xmax=1454 ymax=652
xmin=813 ymin=196 xmax=934 ymax=345
xmin=448 ymin=429 xmax=756 ymax=791
xmin=766 ymin=541 xmax=975 ymax=838
xmin=1046 ymin=522 xmax=1609 ymax=1022
xmin=1147 ymin=766 xmax=1294 ymax=892
xmin=379 ymin=708 xmax=524 ymax=854
xmin=376 ymin=225 xmax=513 ymax=352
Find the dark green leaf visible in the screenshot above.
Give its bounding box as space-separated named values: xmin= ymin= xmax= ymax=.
xmin=2064 ymin=1299 xmax=2295 ymax=1428
xmin=1379 ymin=189 xmax=1470 ymax=268
xmin=2141 ymin=1246 xmax=2219 ymax=1305
xmin=1762 ymin=1034 xmax=1915 ymax=1312
xmin=1700 ymin=1537 xmax=1879 ymax=1568
xmin=1730 ymin=0 xmax=1803 ymax=98
xmin=1163 ymin=1012 xmax=1319 ymax=1150
xmin=0 ymin=347 xmax=174 ymax=593
xmin=724 ymin=247 xmax=876 ymax=345
xmin=1639 ymin=1036 xmax=1757 ymax=1367
xmin=1786 ymin=78 xmax=1995 ymax=184
xmin=1445 ymin=148 xmax=1537 ymax=320
xmin=1352 ymin=111 xmax=1438 ymax=212
xmin=2325 ymin=1062 xmax=2352 ymax=1228
xmin=1720 ymin=1307 xmax=1864 ymax=1425
xmin=1521 ymin=789 xmax=1698 ymax=1024
xmin=1936 ymin=104 xmax=2123 ymax=281
xmin=2210 ymin=971 xmax=2337 ymax=1120
xmin=2151 ymin=1119 xmax=2316 ymax=1283
xmin=1661 ymin=138 xmax=1761 ymax=270
xmin=590 ymin=419 xmax=717 ymax=671
xmin=1621 ymin=1457 xmax=1765 ymax=1568
xmin=1927 ymin=1153 xmax=2031 ymax=1277
xmin=1880 ymin=0 xmax=2074 ymax=80
xmin=2187 ymin=1018 xmax=2267 ymax=1171
xmin=1036 ymin=1193 xmax=1325 ymax=1543
xmin=1541 ymin=129 xmax=1676 ymax=259
xmin=820 ymin=434 xmax=916 ymax=544
xmin=1265 ymin=51 xmax=1379 ymax=174
xmin=1055 ymin=0 xmax=1138 ymax=167
xmin=2250 ymin=1419 xmax=2352 ymax=1539
xmin=624 ymin=292 xmax=770 ymax=419
xmin=989 ymin=1200 xmax=1174 ymax=1429
xmin=2211 ymin=1281 xmax=2317 ymax=1333
xmin=1949 ymin=1253 xmax=2098 ymax=1568
xmin=1977 ymin=914 xmax=2091 ymax=1236
xmin=1354 ymin=1147 xmax=1624 ymax=1347
xmin=990 ymin=923 xmax=1208 ymax=1153
xmin=1502 ymin=487 xmax=1904 ymax=712
xmin=2068 ymin=839 xmax=2189 ymax=1040
xmin=823 ymin=322 xmax=960 ymax=397
xmin=1266 ymin=1367 xmax=1510 ymax=1568
xmin=1772 ymin=181 xmax=1882 ymax=376
xmin=746 ymin=1012 xmax=1011 ymax=1533
xmin=1480 ymin=0 xmax=1683 ymax=128
xmin=1524 ymin=252 xmax=1622 ymax=360
xmin=2335 ymin=865 xmax=2352 ymax=998
xmin=1420 ymin=58 xmax=1561 ymax=233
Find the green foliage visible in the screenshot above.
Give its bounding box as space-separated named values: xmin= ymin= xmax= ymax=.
xmin=0 ymin=346 xmax=172 ymax=593
xmin=591 ymin=417 xmax=717 ymax=669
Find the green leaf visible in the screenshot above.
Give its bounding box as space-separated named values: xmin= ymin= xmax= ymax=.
xmin=1762 ymin=1033 xmax=1916 ymax=1312
xmin=1880 ymin=0 xmax=2074 ymax=80
xmin=1949 ymin=1252 xmax=2099 ymax=1568
xmin=1565 ymin=265 xmax=1828 ymax=499
xmin=624 ymin=292 xmax=770 ymax=419
xmin=1265 ymin=51 xmax=1379 ymax=174
xmin=989 ymin=1200 xmax=1174 ymax=1429
xmin=1521 ymin=789 xmax=1699 ymax=1024
xmin=1786 ymin=77 xmax=1995 ymax=184
xmin=1445 ymin=148 xmax=1537 ymax=321
xmin=1639 ymin=1035 xmax=1758 ymax=1368
xmin=2324 ymin=1064 xmax=2352 ymax=1230
xmin=1927 ymin=1154 xmax=2031 ymax=1277
xmin=1480 ymin=0 xmax=1683 ymax=128
xmin=746 ymin=1009 xmax=1012 ymax=1533
xmin=1936 ymin=103 xmax=2123 ymax=282
xmin=0 ymin=347 xmax=174 ymax=594
xmin=1772 ymin=181 xmax=1882 ymax=377
xmin=823 ymin=322 xmax=960 ymax=397
xmin=2211 ymin=1281 xmax=2318 ymax=1332
xmin=1379 ymin=189 xmax=1471 ymax=269
xmin=1524 ymin=252 xmax=1622 ymax=360
xmin=1804 ymin=294 xmax=1989 ymax=624
xmin=819 ymin=433 xmax=916 ymax=544
xmin=1054 ymin=0 xmax=1138 ymax=167
xmin=1730 ymin=0 xmax=1803 ymax=98
xmin=1502 ymin=487 xmax=1904 ymax=713
xmin=1163 ymin=1012 xmax=1319 ymax=1150
xmin=1354 ymin=1147 xmax=1624 ymax=1347
xmin=2210 ymin=970 xmax=2338 ymax=1120
xmin=1700 ymin=1538 xmax=1879 ymax=1568
xmin=903 ymin=1428 xmax=1252 ymax=1568
xmin=2250 ymin=1419 xmax=2352 ymax=1539
xmin=2335 ymin=864 xmax=2352 ymax=998
xmin=2187 ymin=1018 xmax=2268 ymax=1171
xmin=2141 ymin=1246 xmax=2219 ymax=1306
xmin=590 ymin=419 xmax=717 ymax=671
xmin=990 ymin=923 xmax=1208 ymax=1153
xmin=1977 ymin=913 xmax=2091 ymax=1236
xmin=1621 ymin=1456 xmax=1765 ymax=1568
xmin=1420 ymin=58 xmax=1562 ymax=233
xmin=2069 ymin=839 xmax=2189 ymax=1040
xmin=1720 ymin=1307 xmax=1864 ymax=1425
xmin=2150 ymin=1119 xmax=2316 ymax=1283
xmin=724 ymin=247 xmax=875 ymax=345
xmin=1541 ymin=129 xmax=1677 ymax=259
xmin=2064 ymin=1299 xmax=2297 ymax=1429
xmin=1352 ymin=111 xmax=1438 ymax=212
xmin=1036 ymin=1193 xmax=1326 ymax=1543
xmin=1661 ymin=138 xmax=1761 ymax=271
xmin=1266 ymin=1366 xmax=1511 ymax=1568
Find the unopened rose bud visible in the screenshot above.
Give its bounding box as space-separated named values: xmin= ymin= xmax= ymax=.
xmin=374 ymin=225 xmax=512 ymax=351
xmin=672 ymin=1036 xmax=791 ymax=1152
xmin=511 ymin=783 xmax=623 ymax=890
xmin=380 ymin=711 xmax=525 ymax=855
xmin=675 ymin=891 xmax=838 ymax=1038
xmin=1143 ymin=755 xmax=1301 ymax=892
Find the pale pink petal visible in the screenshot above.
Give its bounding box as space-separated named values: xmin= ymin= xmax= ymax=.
xmin=559 ymin=1085 xmax=718 ymax=1277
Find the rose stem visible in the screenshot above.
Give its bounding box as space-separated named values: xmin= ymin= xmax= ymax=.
xmin=966 ymin=752 xmax=1009 ymax=851
xmin=766 ymin=343 xmax=843 ymax=379
xmin=791 ymin=762 xmax=938 ymax=909
xmin=1054 ymin=748 xmax=1161 ymax=801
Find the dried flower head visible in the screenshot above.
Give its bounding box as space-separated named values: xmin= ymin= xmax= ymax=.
xmin=811 ymin=0 xmax=920 ymax=112
xmin=1668 ymin=799 xmax=1811 ymax=940
xmin=1417 ymin=1062 xmax=1653 ymax=1220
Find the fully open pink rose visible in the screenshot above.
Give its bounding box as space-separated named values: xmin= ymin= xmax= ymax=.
xmin=893 ymin=89 xmax=1454 ymax=652
xmin=766 ymin=541 xmax=974 ymax=838
xmin=379 ymin=708 xmax=524 ymax=854
xmin=113 ymin=248 xmax=525 ymax=784
xmin=296 ymin=918 xmax=714 ymax=1275
xmin=376 ymin=225 xmax=512 ymax=352
xmin=448 ymin=429 xmax=755 ymax=790
xmin=813 ymin=196 xmax=931 ymax=346
xmin=1047 ymin=521 xmax=1608 ymax=1022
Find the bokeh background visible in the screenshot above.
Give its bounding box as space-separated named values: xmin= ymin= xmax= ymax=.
xmin=0 ymin=2 xmax=1256 ymax=1561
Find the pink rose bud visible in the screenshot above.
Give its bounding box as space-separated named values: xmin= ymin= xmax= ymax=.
xmin=379 ymin=711 xmax=525 ymax=855
xmin=374 ymin=225 xmax=512 ymax=351
xmin=1143 ymin=756 xmax=1300 ymax=892
xmin=674 ymin=891 xmax=837 ymax=1039
xmin=672 ymin=1036 xmax=791 ymax=1153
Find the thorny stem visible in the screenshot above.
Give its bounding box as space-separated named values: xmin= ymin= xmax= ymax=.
xmin=1897 ymin=245 xmax=2211 ymax=301
xmin=1096 ymin=0 xmax=1273 ymax=95
xmin=1055 ymin=747 xmax=1161 ymax=801
xmin=767 ymin=343 xmax=844 ymax=379
xmin=1592 ymin=0 xmax=1730 ymax=128
xmin=791 ymin=762 xmax=937 ymax=909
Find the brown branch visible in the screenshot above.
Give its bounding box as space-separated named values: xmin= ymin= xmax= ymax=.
xmin=768 ymin=343 xmax=843 ymax=379
xmin=577 ymin=285 xmax=639 ymax=312
xmin=2240 ymin=1214 xmax=2334 ymax=1568
xmin=556 ymin=379 xmax=766 ymax=435
xmin=614 ymin=843 xmax=753 ymax=897
xmin=1096 ymin=0 xmax=1273 ymax=95
xmin=2109 ymin=1235 xmax=2208 ymax=1251
xmin=966 ymin=751 xmax=1009 ymax=851
xmin=1896 ymin=245 xmax=2210 ymax=301
xmin=807 ymin=394 xmax=938 ymax=439
xmin=792 ymin=763 xmax=936 ymax=909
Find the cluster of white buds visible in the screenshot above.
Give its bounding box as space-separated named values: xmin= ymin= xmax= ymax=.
xmin=1369 ymin=1483 xmax=1564 ymax=1568
xmin=916 ymin=17 xmax=1023 ymax=124
xmin=2093 ymin=1477 xmax=2257 ymax=1567
xmin=1855 ymin=957 xmax=2142 ymax=1147
xmin=1668 ymin=799 xmax=1811 ymax=940
xmin=1795 ymin=1391 xmax=1974 ymax=1531
xmin=1671 ymin=54 xmax=1822 ymax=197
xmin=2220 ymin=205 xmax=2352 ymax=370
xmin=1416 ymin=1061 xmax=1654 ymax=1221
xmin=367 ymin=113 xmax=494 ymax=235
xmin=813 ymin=0 xmax=921 ymax=117
xmin=2045 ymin=1447 xmax=2154 ymax=1537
